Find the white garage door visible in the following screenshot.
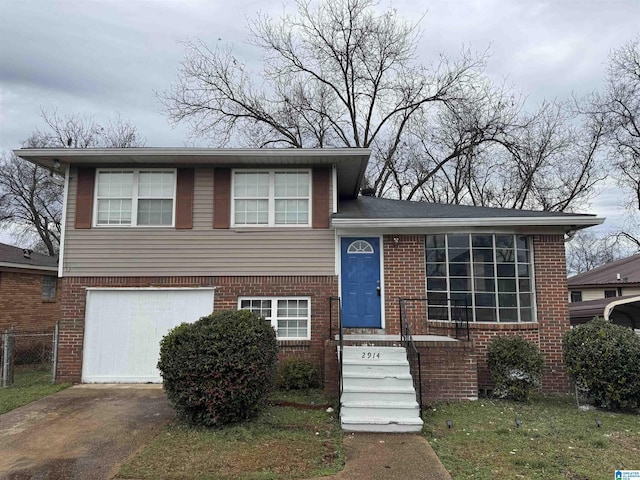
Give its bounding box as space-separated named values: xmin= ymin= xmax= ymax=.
xmin=83 ymin=288 xmax=215 ymax=383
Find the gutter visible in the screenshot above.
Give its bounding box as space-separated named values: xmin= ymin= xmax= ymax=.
xmin=331 ymin=216 xmax=605 ymax=229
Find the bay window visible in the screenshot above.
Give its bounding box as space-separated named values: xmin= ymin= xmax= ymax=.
xmin=425 ymin=234 xmax=535 ymax=322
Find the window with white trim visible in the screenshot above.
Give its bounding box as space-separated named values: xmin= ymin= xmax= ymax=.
xmin=425 ymin=234 xmax=535 ymax=323
xmin=232 ymin=170 xmax=310 ymax=226
xmin=238 ymin=297 xmax=310 ymax=339
xmin=95 ymin=169 xmax=175 ymax=226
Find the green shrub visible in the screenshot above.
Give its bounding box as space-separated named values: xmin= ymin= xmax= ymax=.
xmin=563 ymin=317 xmax=640 ymax=411
xmin=487 ymin=336 xmax=544 ymax=402
xmin=276 ymin=357 xmax=320 ymax=390
xmin=157 ymin=309 xmax=279 ymax=427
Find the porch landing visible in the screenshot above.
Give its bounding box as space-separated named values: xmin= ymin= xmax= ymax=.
xmin=335 ymin=334 xmax=458 ymax=342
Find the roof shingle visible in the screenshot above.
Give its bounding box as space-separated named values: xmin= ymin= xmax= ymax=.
xmin=0 ymin=243 xmax=58 ymax=269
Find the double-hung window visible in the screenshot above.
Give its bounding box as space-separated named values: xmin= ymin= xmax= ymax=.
xmin=238 ymin=297 xmax=311 ymax=340
xmin=95 ymin=169 xmax=175 ymax=226
xmin=232 ymin=170 xmax=310 ymax=226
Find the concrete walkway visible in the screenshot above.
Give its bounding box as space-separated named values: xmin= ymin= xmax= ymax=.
xmin=0 ymin=385 xmax=174 ymax=480
xmin=325 ymin=432 xmax=452 ymax=480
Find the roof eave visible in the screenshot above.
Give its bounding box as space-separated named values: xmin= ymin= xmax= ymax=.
xmin=13 ymin=147 xmax=371 ymax=200
xmin=331 ymin=216 xmax=605 ymax=230
xmin=0 ymin=262 xmax=58 ymax=273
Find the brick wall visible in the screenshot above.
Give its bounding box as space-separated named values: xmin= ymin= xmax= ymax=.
xmin=533 ymin=234 xmax=571 ymax=393
xmin=0 ymin=270 xmax=60 ymax=332
xmin=383 ymin=235 xmax=426 ymax=335
xmin=380 ymin=233 xmax=571 ymax=395
xmin=418 ymin=341 xmax=477 ymax=402
xmin=57 ymin=275 xmax=337 ymax=383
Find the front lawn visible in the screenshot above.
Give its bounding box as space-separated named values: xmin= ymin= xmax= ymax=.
xmin=0 ymin=366 xmax=69 ymax=415
xmin=118 ymin=389 xmax=343 ymax=479
xmin=425 ymin=396 xmax=640 ymax=479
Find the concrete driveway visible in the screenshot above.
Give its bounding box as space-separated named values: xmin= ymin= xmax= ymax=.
xmin=0 ymin=385 xmax=174 ymax=480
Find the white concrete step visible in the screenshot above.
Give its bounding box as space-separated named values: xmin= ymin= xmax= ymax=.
xmin=341 ymin=386 xmax=418 ymax=404
xmin=340 ymin=346 xmax=408 ymax=362
xmin=339 ymin=345 xmax=423 ymax=433
xmin=341 ymin=401 xmax=420 ymax=419
xmin=341 ymin=416 xmax=424 ymax=433
xmin=342 ymin=361 xmax=409 ymax=377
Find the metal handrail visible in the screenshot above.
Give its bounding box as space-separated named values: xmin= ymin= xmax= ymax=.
xmin=398 ymin=297 xmax=470 ymax=340
xmin=329 ymin=296 xmax=343 ymax=412
xmin=399 ymin=299 xmax=423 ymax=417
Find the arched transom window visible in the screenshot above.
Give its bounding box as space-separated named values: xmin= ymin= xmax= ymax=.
xmin=347 ymin=240 xmax=374 ymax=254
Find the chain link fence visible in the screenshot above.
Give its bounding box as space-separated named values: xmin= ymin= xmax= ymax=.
xmin=1 ymin=324 xmax=58 ymax=388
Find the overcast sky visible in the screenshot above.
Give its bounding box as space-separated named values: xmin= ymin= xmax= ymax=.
xmin=0 ymin=0 xmax=639 ymax=239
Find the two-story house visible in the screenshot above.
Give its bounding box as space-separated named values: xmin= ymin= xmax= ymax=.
xmin=16 ymin=148 xmax=602 ymax=431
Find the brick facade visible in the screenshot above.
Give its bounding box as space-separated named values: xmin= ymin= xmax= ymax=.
xmin=57 ymin=275 xmax=337 ymax=383
xmin=379 ymin=233 xmax=571 ymax=396
xmin=0 ymin=270 xmax=60 ymax=332
xmin=56 ymin=233 xmax=571 ymax=398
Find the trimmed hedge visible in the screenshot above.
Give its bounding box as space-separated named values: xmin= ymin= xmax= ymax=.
xmin=157 ymin=310 xmax=279 ymax=427
xmin=563 ymin=317 xmax=640 ymax=411
xmin=276 ymin=357 xmax=320 ymax=390
xmin=487 ymin=336 xmax=544 ymax=402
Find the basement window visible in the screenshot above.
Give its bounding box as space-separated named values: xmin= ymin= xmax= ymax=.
xmin=238 ymin=297 xmax=310 ymax=340
xmin=42 ymin=276 xmax=57 ymax=300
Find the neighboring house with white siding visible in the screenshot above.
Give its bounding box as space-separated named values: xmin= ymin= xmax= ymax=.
xmin=568 ymin=254 xmax=640 ymax=303
xmin=15 ymin=148 xmax=603 ymax=431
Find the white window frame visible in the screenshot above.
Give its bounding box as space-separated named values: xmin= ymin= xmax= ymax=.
xmin=93 ymin=168 xmax=177 ymax=227
xmin=237 ymin=296 xmax=311 ymax=340
xmin=231 ymin=169 xmax=312 ymax=227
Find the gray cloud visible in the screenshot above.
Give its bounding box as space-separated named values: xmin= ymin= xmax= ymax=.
xmin=1 ymin=0 xmax=639 ymax=223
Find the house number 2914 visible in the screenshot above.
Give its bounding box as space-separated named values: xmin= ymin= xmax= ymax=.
xmin=362 ymin=352 xmax=380 ymax=359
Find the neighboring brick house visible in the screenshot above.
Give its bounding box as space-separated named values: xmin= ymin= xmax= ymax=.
xmin=15 ymin=148 xmax=602 ymax=414
xmin=0 ymin=243 xmax=60 ymax=332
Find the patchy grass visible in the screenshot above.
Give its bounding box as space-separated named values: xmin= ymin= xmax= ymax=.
xmin=119 ymin=389 xmax=343 ymax=479
xmin=0 ymin=366 xmax=69 ymax=415
xmin=424 ymin=395 xmax=640 ymax=480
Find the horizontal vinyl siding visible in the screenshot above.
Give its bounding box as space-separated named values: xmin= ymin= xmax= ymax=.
xmin=579 ymin=287 xmax=640 ymax=301
xmin=63 ymin=167 xmax=336 ymax=276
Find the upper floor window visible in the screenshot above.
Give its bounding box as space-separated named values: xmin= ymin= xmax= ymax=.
xmin=604 ymin=289 xmax=617 ymax=298
xmin=232 ymin=170 xmax=310 ymax=227
xmin=570 ymin=291 xmax=583 ymax=303
xmin=95 ymin=169 xmax=175 ymax=227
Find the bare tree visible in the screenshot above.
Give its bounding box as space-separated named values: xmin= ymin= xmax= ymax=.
xmin=565 ymin=230 xmax=630 ymax=276
xmin=162 ymin=0 xmax=603 ymax=212
xmin=580 ymin=37 xmax=640 ymax=244
xmin=0 ymin=110 xmax=145 ymax=254
xmin=29 ymin=108 xmax=146 ymax=149
xmin=0 ymin=152 xmax=63 ymax=255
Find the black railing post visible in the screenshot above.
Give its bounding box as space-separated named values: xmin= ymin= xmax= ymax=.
xmin=329 ymin=296 xmax=343 ymax=413
xmin=399 ymin=298 xmax=423 ymax=418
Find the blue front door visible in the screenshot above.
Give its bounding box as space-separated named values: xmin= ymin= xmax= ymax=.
xmin=341 ymin=237 xmax=382 ymax=328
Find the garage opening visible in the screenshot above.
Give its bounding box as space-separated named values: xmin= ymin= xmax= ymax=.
xmin=82 ymin=288 xmax=215 ymax=383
